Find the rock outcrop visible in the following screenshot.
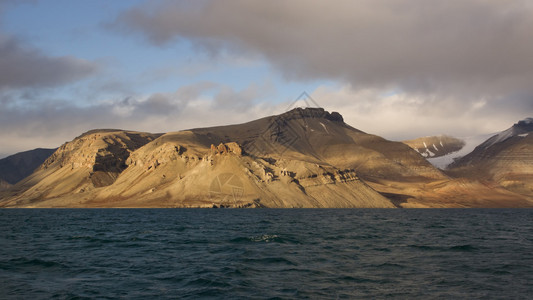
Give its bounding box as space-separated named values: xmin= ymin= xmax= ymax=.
xmin=1 ymin=130 xmax=160 ymax=206
xmin=210 ymin=142 xmax=243 ymax=156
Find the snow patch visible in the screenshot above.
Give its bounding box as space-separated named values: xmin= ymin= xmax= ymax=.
xmin=427 ymin=133 xmax=492 ymax=169
xmin=481 ymin=118 xmax=533 ymax=149
xmin=482 ymin=127 xmax=515 ymax=149
xmin=319 ymin=122 xmax=329 ymax=134
xmin=432 ymin=144 xmax=438 ymax=151
xmin=518 ymin=133 xmax=529 ymax=137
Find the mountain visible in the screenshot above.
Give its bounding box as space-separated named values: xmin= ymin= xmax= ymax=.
xmin=1 ymin=130 xmax=161 ymax=206
xmin=403 ymin=134 xmax=501 ymax=170
xmin=0 ymin=179 xmax=12 ymax=191
xmin=448 ymin=118 xmax=533 ymax=197
xmin=425 ymin=133 xmax=494 ymax=170
xmin=1 ymin=109 xmax=532 ymax=208
xmin=0 ymin=148 xmax=57 ymax=184
xmin=191 ymin=108 xmax=444 ymax=182
xmin=403 ymin=135 xmax=465 ymax=159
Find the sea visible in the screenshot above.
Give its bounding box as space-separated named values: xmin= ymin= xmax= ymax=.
xmin=1 ymin=209 xmax=532 ymax=299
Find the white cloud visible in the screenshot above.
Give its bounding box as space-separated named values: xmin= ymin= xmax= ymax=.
xmin=312 ymin=85 xmax=525 ymax=140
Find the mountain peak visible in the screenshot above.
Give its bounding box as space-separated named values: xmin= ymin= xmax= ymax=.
xmin=469 ymin=117 xmax=533 ymax=150
xmin=75 ymin=129 xmax=129 ymax=140
xmin=516 ymin=118 xmax=533 ymax=128
xmin=279 ymin=107 xmax=344 ymax=123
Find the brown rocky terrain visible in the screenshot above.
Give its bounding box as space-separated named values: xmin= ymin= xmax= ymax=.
xmin=448 ymin=118 xmax=533 ymax=199
xmin=0 ymin=179 xmax=12 ymax=191
xmin=1 ymin=130 xmax=160 ymax=206
xmin=1 ymin=109 xmax=532 ymax=208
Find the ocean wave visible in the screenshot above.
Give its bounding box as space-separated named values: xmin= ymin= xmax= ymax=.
xmin=230 ymin=234 xmax=288 ymax=243
xmin=0 ymin=257 xmax=68 ymax=271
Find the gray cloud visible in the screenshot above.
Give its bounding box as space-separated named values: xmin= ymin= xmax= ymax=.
xmin=0 ymin=0 xmax=97 ymax=90
xmin=0 ymin=35 xmax=98 ymax=90
xmin=4 ymin=0 xmax=532 ymax=157
xmin=113 ymin=0 xmax=533 ymax=99
xmin=1 ymin=79 xmax=528 ymax=158
xmin=313 ymin=85 xmax=531 ymax=141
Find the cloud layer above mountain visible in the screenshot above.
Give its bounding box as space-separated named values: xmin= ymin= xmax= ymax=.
xmin=1 ymin=0 xmax=532 ymax=157
xmin=114 ymin=0 xmax=533 ymax=99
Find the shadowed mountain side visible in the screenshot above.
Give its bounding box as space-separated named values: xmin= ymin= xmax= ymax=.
xmin=0 ymin=148 xmax=56 ymax=184
xmin=2 ymin=130 xmax=160 ymax=206
xmin=0 ymin=179 xmax=12 ymax=191
xmin=366 ymin=177 xmax=533 ymax=208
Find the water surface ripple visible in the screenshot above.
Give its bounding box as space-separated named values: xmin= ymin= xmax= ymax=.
xmin=1 ymin=209 xmax=532 ymax=299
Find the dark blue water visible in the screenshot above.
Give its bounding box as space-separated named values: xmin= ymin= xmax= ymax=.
xmin=1 ymin=209 xmax=532 ymax=299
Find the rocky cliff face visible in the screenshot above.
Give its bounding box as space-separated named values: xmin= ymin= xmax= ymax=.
xmin=39 ymin=130 xmax=159 ymax=187
xmin=1 ymin=130 xmax=159 ymax=206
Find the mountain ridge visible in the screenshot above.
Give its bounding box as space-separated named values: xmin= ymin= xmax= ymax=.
xmin=403 ymin=135 xmax=465 ymax=159
xmin=1 ymin=109 xmax=532 ymax=208
xmin=0 ymin=148 xmax=57 ymax=184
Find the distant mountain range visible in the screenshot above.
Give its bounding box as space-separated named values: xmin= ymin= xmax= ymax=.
xmin=1 ymin=108 xmax=531 ymax=208
xmin=403 ymin=135 xmax=465 ymax=159
xmin=0 ymin=148 xmax=56 ymax=186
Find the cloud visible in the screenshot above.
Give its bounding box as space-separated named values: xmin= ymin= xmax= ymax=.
xmin=1 ymin=80 xmax=527 ymax=158
xmin=0 ymin=82 xmax=280 ymax=157
xmin=0 ymin=1 xmax=98 ymax=91
xmin=0 ymin=35 xmax=98 ymax=90
xmin=113 ymin=0 xmax=533 ymax=100
xmin=312 ymin=85 xmax=529 ymax=140
xmin=3 ymin=1 xmax=532 ymax=157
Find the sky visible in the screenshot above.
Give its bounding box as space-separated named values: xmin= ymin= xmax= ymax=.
xmin=1 ymin=0 xmax=532 ymax=158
